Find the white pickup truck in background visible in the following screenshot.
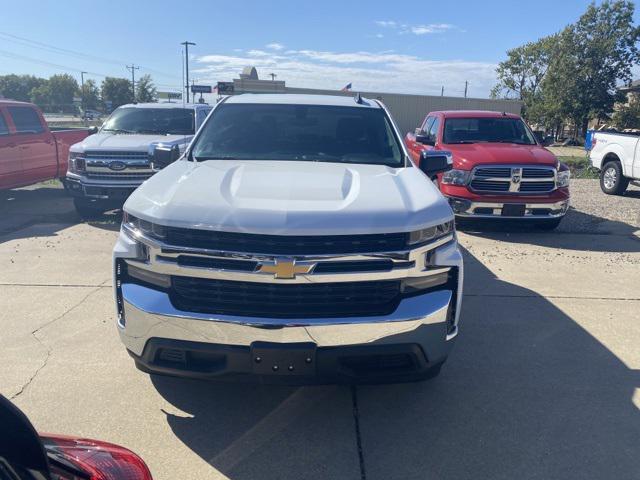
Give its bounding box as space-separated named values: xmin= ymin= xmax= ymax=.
xmin=66 ymin=102 xmax=212 ymax=217
xmin=590 ymin=131 xmax=640 ymax=194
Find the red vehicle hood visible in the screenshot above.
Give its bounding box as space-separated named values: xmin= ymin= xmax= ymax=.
xmin=444 ymin=143 xmax=558 ymax=169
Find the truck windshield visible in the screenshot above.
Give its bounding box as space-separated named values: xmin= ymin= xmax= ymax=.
xmin=191 ymin=103 xmax=404 ymax=167
xmin=443 ymin=117 xmax=536 ymax=145
xmin=102 ymin=108 xmax=195 ymax=135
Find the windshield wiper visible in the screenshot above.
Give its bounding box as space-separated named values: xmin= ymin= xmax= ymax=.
xmin=193 ymin=155 xmax=242 ymax=161
xmin=447 ymin=141 xmax=478 ymax=144
xmin=102 ymin=128 xmax=136 ymax=134
xmin=493 ymin=140 xmax=532 ymax=145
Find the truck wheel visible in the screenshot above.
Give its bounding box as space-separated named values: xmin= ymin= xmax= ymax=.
xmin=534 ymin=217 xmax=563 ymax=231
xmin=73 ymin=198 xmax=104 ymax=219
xmin=600 ymin=161 xmax=629 ymax=195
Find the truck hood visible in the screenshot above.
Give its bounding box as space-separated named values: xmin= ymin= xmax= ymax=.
xmin=71 ymin=132 xmax=192 ymax=151
xmin=125 ymin=160 xmax=454 ymax=236
xmin=446 ymin=143 xmax=558 ymax=169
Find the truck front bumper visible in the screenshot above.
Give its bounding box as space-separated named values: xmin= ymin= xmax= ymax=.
xmin=447 ymin=197 xmax=570 ymax=219
xmin=114 ymin=229 xmax=463 ymax=383
xmin=119 ymin=282 xmax=456 ymax=382
xmin=65 ymin=176 xmax=141 ymax=201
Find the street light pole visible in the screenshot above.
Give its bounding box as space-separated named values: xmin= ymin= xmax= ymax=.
xmin=181 ymin=41 xmax=196 ymax=102
xmin=126 ymin=64 xmax=139 ymax=102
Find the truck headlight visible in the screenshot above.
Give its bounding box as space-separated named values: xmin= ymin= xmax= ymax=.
xmin=557 ymin=169 xmax=570 ymax=188
xmin=68 ymin=152 xmax=86 ymax=173
xmin=123 ymin=212 xmax=167 ymax=240
xmin=408 ymin=220 xmax=455 ymax=246
xmin=440 ymin=169 xmax=469 ymax=186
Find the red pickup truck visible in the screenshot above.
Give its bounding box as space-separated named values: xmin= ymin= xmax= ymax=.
xmin=0 ymin=100 xmax=93 ymax=190
xmin=405 ymin=110 xmax=570 ymax=229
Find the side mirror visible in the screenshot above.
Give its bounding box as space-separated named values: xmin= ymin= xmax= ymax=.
xmin=419 ymin=150 xmax=453 ymax=180
xmin=150 ymin=143 xmax=181 ymax=171
xmin=415 ymin=133 xmax=435 ymax=146
xmin=88 ymin=126 xmax=99 ymax=135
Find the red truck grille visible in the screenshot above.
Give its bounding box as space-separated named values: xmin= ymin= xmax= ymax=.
xmin=470 ymin=166 xmax=556 ymax=194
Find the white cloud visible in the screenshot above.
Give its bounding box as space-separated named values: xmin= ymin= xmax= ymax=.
xmin=375 ymin=20 xmax=397 ymax=28
xmin=410 ymin=23 xmax=454 ymax=35
xmin=266 ymin=42 xmax=285 ymax=51
xmin=194 ymin=48 xmax=496 ymax=97
xmin=375 ymin=33 xmax=384 ymax=38
xmin=374 ymin=20 xmax=457 ymax=35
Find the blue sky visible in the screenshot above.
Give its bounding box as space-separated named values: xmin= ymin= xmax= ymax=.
xmin=0 ymin=0 xmax=634 ymax=98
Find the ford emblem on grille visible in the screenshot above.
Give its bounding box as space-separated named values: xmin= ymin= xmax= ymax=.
xmin=108 ymin=161 xmax=127 ymax=171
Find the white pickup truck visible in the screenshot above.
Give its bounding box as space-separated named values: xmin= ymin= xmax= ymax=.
xmin=590 ymin=130 xmax=640 ymax=194
xmin=66 ymin=102 xmax=211 ymax=216
xmin=113 ymin=94 xmax=464 ymax=383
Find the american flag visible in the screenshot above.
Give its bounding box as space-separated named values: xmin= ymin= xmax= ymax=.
xmin=341 ymin=83 xmax=352 ymax=92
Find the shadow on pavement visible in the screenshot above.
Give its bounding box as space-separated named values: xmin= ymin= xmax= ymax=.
xmin=356 ymin=248 xmax=640 ymax=479
xmin=0 ymin=186 xmax=122 ymax=243
xmin=458 ymin=207 xmax=640 ymax=253
xmin=151 ymin=378 xmax=359 ymax=479
xmin=148 ymin=247 xmax=639 ymax=480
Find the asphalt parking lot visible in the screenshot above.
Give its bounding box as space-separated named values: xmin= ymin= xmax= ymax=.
xmin=1 ymin=180 xmax=639 ymax=480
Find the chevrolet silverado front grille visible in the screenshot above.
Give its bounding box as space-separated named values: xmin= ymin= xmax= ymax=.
xmin=170 ymin=277 xmax=402 ymax=318
xmin=470 ymin=165 xmax=556 ymax=193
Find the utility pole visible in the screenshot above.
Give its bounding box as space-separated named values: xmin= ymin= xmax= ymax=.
xmin=464 ymin=81 xmax=468 ymax=98
xmin=181 ymin=41 xmax=196 ymax=102
xmin=80 ymin=71 xmax=87 ymax=111
xmin=126 ymin=64 xmax=139 ymax=102
xmin=441 ymin=86 xmax=444 ymax=97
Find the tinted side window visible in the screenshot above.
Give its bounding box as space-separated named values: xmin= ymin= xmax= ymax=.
xmin=0 ymin=112 xmax=9 ymax=136
xmin=428 ymin=117 xmax=440 ymax=142
xmin=8 ymin=107 xmax=44 ymax=134
xmin=422 ymin=116 xmax=434 ymax=134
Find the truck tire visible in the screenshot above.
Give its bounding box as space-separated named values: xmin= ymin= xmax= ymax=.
xmin=600 ymin=160 xmax=629 ymax=195
xmin=73 ymin=198 xmax=104 ymax=219
xmin=534 ymin=217 xmax=563 ymax=230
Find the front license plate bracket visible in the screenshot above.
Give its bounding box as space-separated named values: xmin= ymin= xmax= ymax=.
xmin=502 ymin=204 xmax=526 ymax=216
xmin=250 ymin=342 xmax=317 ymax=375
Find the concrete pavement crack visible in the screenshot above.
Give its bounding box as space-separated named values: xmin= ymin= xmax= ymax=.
xmin=9 ymin=286 xmax=102 ymax=400
xmin=350 ymin=385 xmax=367 ymax=480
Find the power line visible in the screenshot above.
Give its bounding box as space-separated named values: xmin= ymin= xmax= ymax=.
xmin=0 ymin=49 xmax=181 ymax=90
xmin=0 ymin=31 xmax=181 ymax=80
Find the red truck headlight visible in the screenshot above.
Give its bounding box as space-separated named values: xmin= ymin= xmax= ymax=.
xmin=556 ymin=169 xmax=571 ymax=188
xmin=440 ymin=169 xmax=469 ymax=186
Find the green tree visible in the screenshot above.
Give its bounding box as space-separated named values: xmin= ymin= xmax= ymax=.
xmin=101 ymin=77 xmax=132 ymax=110
xmin=80 ymin=79 xmax=100 ymax=110
xmin=0 ymin=74 xmax=46 ymax=102
xmin=47 ymin=74 xmax=79 ymax=110
xmin=543 ymin=1 xmax=640 ymax=135
xmin=135 ymin=74 xmax=157 ymax=103
xmin=612 ymin=96 xmax=640 ymax=129
xmin=491 ymin=35 xmax=557 ymax=120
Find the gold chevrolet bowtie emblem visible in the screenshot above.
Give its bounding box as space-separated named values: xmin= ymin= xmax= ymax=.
xmin=258 ymin=258 xmax=315 ymax=279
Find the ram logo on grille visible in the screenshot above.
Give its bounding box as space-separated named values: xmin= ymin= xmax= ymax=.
xmin=257 ymin=258 xmax=315 ymax=279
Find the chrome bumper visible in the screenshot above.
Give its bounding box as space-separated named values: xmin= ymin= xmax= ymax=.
xmin=448 ymin=197 xmax=569 ymax=219
xmin=119 ymin=282 xmax=457 ymax=364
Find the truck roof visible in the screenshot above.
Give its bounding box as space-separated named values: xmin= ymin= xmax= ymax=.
xmin=116 ymin=102 xmax=210 ymax=110
xmin=0 ymin=99 xmax=36 ymax=107
xmin=432 ymin=110 xmax=521 ymax=119
xmin=225 ymin=93 xmax=380 ymax=108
